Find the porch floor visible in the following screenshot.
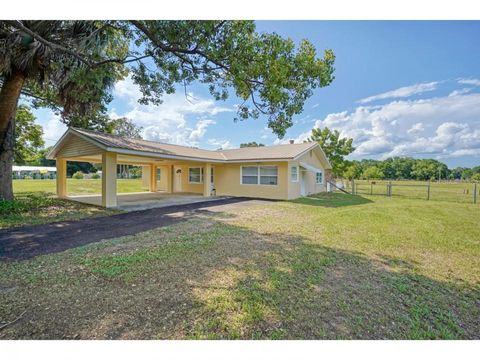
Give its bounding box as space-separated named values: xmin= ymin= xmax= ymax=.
xmin=66 ymin=191 xmax=229 ymax=211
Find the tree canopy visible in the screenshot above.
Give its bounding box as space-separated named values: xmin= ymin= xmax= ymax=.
xmin=307 ymin=127 xmax=354 ymax=176
xmin=0 ymin=20 xmax=336 ymax=200
xmin=14 ymin=104 xmax=44 ymax=164
xmin=240 ymin=141 xmax=265 ymax=148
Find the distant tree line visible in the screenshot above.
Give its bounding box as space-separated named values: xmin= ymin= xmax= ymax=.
xmin=342 ymin=157 xmax=480 ymax=181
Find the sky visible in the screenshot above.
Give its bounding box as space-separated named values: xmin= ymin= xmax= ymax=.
xmin=34 ymin=21 xmax=480 ymax=168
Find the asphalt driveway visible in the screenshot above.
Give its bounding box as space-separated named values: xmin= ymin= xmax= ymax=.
xmin=0 ymin=197 xmax=271 ymax=261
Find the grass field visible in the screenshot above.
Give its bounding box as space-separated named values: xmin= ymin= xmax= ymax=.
xmin=338 ymin=179 xmax=479 ymax=204
xmin=1 ymin=193 xmax=478 ymax=339
xmin=13 ymin=179 xmax=147 ymax=196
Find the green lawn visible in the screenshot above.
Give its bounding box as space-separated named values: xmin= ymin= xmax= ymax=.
xmin=13 ymin=179 xmax=147 ymax=195
xmin=0 ymin=179 xmax=142 ymax=229
xmin=1 ymin=193 xmax=478 ymax=339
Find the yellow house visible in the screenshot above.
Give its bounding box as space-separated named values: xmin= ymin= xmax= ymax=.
xmin=47 ymin=128 xmax=332 ymax=208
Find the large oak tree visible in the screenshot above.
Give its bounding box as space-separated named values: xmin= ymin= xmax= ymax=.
xmin=0 ymin=20 xmax=335 ymax=200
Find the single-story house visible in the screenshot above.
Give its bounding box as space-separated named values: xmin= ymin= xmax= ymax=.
xmin=12 ymin=165 xmax=57 ymax=179
xmin=47 ymin=127 xmax=332 ymax=208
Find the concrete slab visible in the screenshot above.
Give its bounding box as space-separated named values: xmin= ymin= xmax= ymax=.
xmin=66 ymin=192 xmax=230 ymax=211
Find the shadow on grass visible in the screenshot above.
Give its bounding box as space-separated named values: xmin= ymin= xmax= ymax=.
xmin=1 ymin=208 xmax=478 ymax=340
xmin=290 ymin=192 xmax=373 ymax=208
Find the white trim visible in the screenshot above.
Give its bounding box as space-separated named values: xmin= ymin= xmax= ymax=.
xmin=240 ymin=165 xmax=278 ymax=186
xmin=290 ymin=165 xmax=299 ymax=182
xmin=299 ymin=161 xmax=323 ymax=174
xmin=188 ymin=167 xmax=204 ymax=184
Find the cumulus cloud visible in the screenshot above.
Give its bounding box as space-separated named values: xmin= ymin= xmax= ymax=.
xmin=358 ymin=81 xmax=439 ymax=104
xmin=449 ymin=88 xmax=473 ymax=97
xmin=206 ymin=138 xmax=234 ymax=150
xmin=43 ymin=114 xmax=67 ymax=145
xmin=112 ymin=76 xmax=232 ymax=146
xmin=458 ymin=78 xmax=480 ymax=87
xmin=292 ymin=92 xmax=480 ymax=160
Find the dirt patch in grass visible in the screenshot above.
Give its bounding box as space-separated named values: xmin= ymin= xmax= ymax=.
xmin=0 ymin=194 xmax=479 ymax=339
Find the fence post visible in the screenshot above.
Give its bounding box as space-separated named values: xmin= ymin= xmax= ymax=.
xmin=388 ymin=181 xmax=392 ymax=197
xmin=427 ymin=181 xmax=430 ymax=200
xmin=474 ymin=183 xmax=477 ymax=204
xmin=352 ymin=179 xmax=355 ymax=195
xmin=370 ymin=182 xmax=373 ymax=195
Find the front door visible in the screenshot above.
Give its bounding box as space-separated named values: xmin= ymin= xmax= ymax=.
xmin=300 ymin=171 xmax=306 ymax=196
xmin=174 ymin=166 xmax=182 ymax=192
xmin=210 ymin=167 xmax=215 ymax=193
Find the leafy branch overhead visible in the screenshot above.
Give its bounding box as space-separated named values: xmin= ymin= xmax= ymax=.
xmin=1 ymin=20 xmax=335 ymax=137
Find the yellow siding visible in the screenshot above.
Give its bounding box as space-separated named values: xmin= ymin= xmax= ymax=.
xmin=287 ymin=150 xmax=327 ymax=199
xmin=214 ymin=162 xmax=288 ymax=200
xmin=57 ymin=134 xmax=102 ymax=158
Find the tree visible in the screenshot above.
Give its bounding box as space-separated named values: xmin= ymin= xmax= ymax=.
xmin=411 ymin=159 xmax=448 ymax=181
xmin=362 ymin=166 xmax=384 ymax=180
xmin=240 ymin=141 xmax=265 ymax=148
xmin=108 ymin=117 xmax=143 ymax=139
xmin=14 ymin=104 xmax=44 ymax=164
xmin=307 ymin=127 xmax=354 ymax=176
xmin=0 ymin=20 xmax=335 ymax=200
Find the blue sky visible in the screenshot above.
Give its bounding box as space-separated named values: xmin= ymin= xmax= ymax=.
xmin=36 ymin=21 xmax=480 ymax=168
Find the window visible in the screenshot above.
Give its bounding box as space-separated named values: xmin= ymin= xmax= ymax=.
xmin=156 ymin=168 xmax=161 ymax=181
xmin=260 ymin=166 xmax=278 ymax=185
xmin=241 ymin=166 xmax=278 ymax=185
xmin=210 ymin=167 xmax=214 ymax=184
xmin=241 ymin=166 xmax=258 ymax=184
xmin=189 ymin=167 xmax=203 ymax=183
xmin=291 ymin=166 xmax=299 ymax=182
xmin=316 ymin=171 xmax=323 ymax=184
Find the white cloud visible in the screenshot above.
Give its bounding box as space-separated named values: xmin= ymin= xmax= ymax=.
xmin=292 ymin=92 xmax=480 ymax=160
xmin=458 ymin=78 xmax=480 ymax=87
xmin=449 ymin=88 xmax=473 ymax=97
xmin=43 ymin=115 xmax=67 ymax=145
xmin=358 ymin=81 xmax=439 ymax=104
xmin=189 ymin=119 xmax=216 ymax=142
xmin=112 ymin=77 xmax=232 ymax=146
xmin=206 ymin=138 xmax=234 ymax=150
xmin=407 ymin=122 xmax=425 ymax=135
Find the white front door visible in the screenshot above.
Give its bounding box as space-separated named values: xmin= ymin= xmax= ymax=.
xmin=174 ymin=166 xmax=182 ymax=192
xmin=300 ymin=171 xmax=306 ymax=196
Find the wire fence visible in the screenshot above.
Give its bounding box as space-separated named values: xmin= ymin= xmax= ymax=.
xmin=332 ymin=179 xmax=479 ymax=205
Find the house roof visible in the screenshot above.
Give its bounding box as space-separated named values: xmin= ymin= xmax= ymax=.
xmin=48 ymin=127 xmax=331 ymax=168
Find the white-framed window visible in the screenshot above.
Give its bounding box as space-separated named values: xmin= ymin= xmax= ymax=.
xmin=241 ymin=166 xmax=259 ymax=184
xmin=291 ymin=166 xmax=299 ymax=182
xmin=189 ymin=167 xmax=204 ymax=183
xmin=156 ymin=168 xmax=161 ymax=181
xmin=241 ymin=166 xmax=278 ymax=185
xmin=316 ymin=171 xmax=323 ymax=184
xmin=260 ymin=166 xmax=278 ymax=185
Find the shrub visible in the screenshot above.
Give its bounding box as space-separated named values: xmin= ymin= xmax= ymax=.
xmin=91 ymin=173 xmax=101 ymax=179
xmin=0 ymin=192 xmax=55 ymax=216
xmin=72 ymin=171 xmax=84 ymax=179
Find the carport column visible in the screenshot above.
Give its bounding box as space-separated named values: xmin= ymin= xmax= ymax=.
xmin=56 ymin=158 xmax=67 ymax=198
xmin=102 ymin=152 xmax=117 ymax=208
xmin=203 ymin=163 xmax=212 ymax=197
xmin=149 ymin=164 xmax=157 ymax=192
xmin=166 ymin=165 xmax=173 ymax=193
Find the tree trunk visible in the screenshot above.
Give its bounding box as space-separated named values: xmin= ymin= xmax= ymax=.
xmin=0 ymin=71 xmax=26 ymax=200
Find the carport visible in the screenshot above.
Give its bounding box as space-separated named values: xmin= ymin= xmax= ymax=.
xmin=47 ymin=127 xmax=222 ymax=208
